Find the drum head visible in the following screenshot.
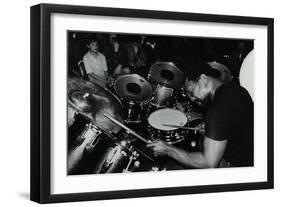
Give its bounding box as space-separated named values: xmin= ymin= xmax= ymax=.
xmin=148 ymin=108 xmax=187 ymax=131
xmin=148 ymin=62 xmax=184 ymax=89
xmin=114 ymin=74 xmax=153 ymax=102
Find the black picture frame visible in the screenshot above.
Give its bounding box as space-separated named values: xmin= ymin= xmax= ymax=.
xmin=30 ymin=3 xmax=274 ymax=204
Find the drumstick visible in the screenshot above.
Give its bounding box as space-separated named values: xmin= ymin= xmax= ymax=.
xmin=162 ymin=124 xmax=199 ymax=131
xmin=68 ymin=100 xmax=93 ymax=121
xmin=103 ymin=113 xmax=149 ymax=144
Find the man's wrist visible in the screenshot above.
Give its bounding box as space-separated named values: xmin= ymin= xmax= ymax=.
xmin=165 ymin=144 xmax=174 ymax=157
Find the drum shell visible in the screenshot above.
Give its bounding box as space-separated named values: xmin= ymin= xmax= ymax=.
xmin=148 ymin=125 xmax=186 ymax=144
xmin=79 ymin=136 xmax=135 ymax=174
xmin=68 ymin=113 xmax=157 ymax=174
xmin=123 ymin=100 xmax=150 ymax=123
xmin=150 ymin=85 xmax=174 ymax=108
xmin=68 ymin=112 xmax=93 ymax=151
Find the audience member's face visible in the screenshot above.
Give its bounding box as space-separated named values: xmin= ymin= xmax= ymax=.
xmin=109 ymin=34 xmax=117 ymax=44
xmin=88 ymin=41 xmax=98 ymax=53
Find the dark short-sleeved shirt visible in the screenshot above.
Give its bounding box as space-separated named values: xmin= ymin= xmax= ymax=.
xmin=205 ymin=82 xmax=254 ymax=167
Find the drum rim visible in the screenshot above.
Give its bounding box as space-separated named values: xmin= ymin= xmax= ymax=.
xmin=149 ymin=61 xmax=182 ymax=75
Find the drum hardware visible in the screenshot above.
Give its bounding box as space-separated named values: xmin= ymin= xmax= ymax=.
xmin=104 ymin=121 xmax=161 ymax=166
xmin=99 ymin=141 xmax=134 ymax=173
xmin=123 ymin=151 xmax=140 ymax=173
xmin=125 ymin=100 xmax=144 ymax=123
xmin=104 ymin=113 xmax=149 ymax=144
xmin=77 ymin=123 xmax=102 ymax=150
xmin=67 ymin=111 xmax=97 ymax=151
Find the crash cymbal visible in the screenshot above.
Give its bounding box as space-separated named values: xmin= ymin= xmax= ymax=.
xmin=114 ymin=74 xmax=153 ymax=102
xmin=68 ymin=77 xmax=125 ymax=133
xmin=148 ymin=62 xmax=184 ymax=89
xmin=69 ymin=91 xmax=107 ymax=113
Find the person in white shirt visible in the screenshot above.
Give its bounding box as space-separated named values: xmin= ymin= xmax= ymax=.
xmin=83 ymin=38 xmax=109 ymax=87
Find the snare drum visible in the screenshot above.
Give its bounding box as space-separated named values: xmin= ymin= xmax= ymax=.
xmin=148 ymin=108 xmax=188 ymax=144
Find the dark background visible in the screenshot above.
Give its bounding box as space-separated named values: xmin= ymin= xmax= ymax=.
xmin=68 ymin=31 xmax=253 ymax=81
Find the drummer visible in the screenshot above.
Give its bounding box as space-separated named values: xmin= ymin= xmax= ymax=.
xmin=147 ymin=61 xmax=253 ymax=168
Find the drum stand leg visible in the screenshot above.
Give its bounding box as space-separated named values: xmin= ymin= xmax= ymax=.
xmin=123 ymin=151 xmax=139 ymax=173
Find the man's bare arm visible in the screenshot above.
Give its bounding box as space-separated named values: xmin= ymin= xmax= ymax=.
xmin=148 ymin=137 xmax=227 ymax=168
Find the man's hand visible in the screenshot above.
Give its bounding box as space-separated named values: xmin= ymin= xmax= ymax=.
xmin=147 ymin=140 xmax=171 ymax=157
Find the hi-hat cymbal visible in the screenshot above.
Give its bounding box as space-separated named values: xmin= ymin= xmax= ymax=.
xmin=148 ymin=62 xmax=184 ymax=89
xmin=114 ymin=74 xmax=153 ymax=102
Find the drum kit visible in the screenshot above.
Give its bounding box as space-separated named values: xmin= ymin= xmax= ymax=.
xmin=67 ymin=62 xmax=204 ymax=175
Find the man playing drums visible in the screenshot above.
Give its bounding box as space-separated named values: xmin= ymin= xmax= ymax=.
xmin=147 ymin=62 xmax=253 ymax=168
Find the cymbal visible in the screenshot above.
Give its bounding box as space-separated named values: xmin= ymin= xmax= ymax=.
xmin=148 ymin=62 xmax=184 ymax=89
xmin=69 ymin=91 xmax=108 ymax=113
xmin=207 ymin=61 xmax=232 ymax=83
xmin=114 ymin=74 xmax=153 ymax=102
xmin=68 ymin=77 xmax=125 ymax=133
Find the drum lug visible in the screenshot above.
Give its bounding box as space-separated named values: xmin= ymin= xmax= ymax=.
xmin=132 ymin=150 xmax=139 ymax=158
xmin=133 ymin=160 xmax=140 ymax=168
xmin=121 ymin=150 xmax=128 ymax=157
xmin=151 ymin=166 xmax=159 ymax=171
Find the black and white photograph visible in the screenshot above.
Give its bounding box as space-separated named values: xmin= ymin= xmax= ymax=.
xmin=66 ymin=31 xmax=254 ymax=175
xmin=29 ymin=3 xmax=274 ymax=204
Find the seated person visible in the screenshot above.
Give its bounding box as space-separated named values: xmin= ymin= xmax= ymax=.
xmin=83 ymin=37 xmax=109 ymax=87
